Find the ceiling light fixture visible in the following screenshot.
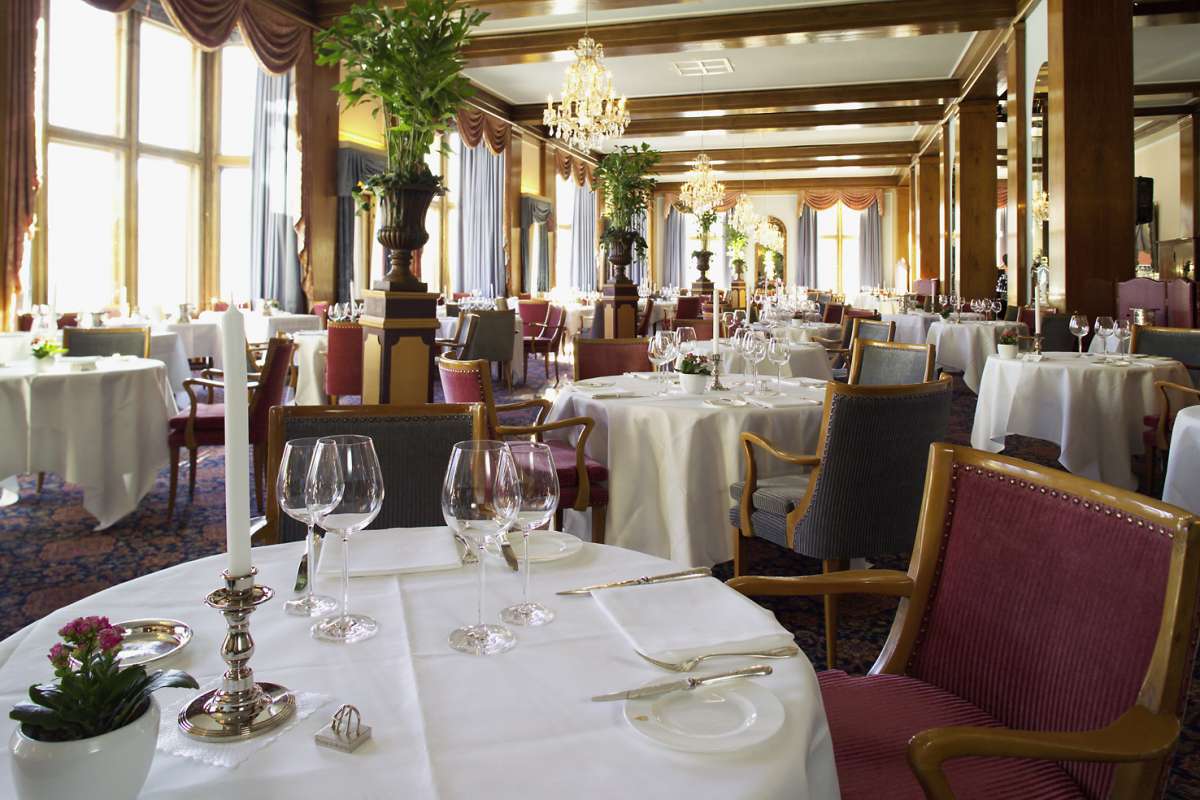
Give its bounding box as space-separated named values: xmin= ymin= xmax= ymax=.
xmin=678 ymin=75 xmax=725 ymax=213
xmin=729 ymin=135 xmax=760 ymax=234
xmin=543 ymin=0 xmax=629 ymax=151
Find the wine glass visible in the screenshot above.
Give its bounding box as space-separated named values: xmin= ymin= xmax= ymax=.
xmin=278 ymin=438 xmax=338 ymax=617
xmin=499 ymin=442 xmax=559 ymax=627
xmin=1069 ymin=313 xmax=1089 ymax=354
xmin=1095 ymin=316 xmax=1116 ymax=359
xmin=1114 ymin=320 xmax=1132 ymax=357
xmin=766 ymin=336 xmax=790 ymax=395
xmin=674 ymin=326 xmax=697 ymax=357
xmin=647 ymin=332 xmax=678 ymax=394
xmin=991 ymin=299 xmax=1003 ymax=318
xmin=720 ymin=311 xmax=735 ymax=338
xmin=745 ymin=331 xmax=768 ymax=395
xmin=308 ymin=435 xmax=385 ymax=643
xmin=442 ymin=441 xmax=520 ymax=655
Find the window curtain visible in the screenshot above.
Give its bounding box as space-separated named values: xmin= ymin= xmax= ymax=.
xmin=797 ymin=205 xmax=818 ymax=288
xmin=456 ymin=143 xmax=506 ymax=295
xmin=628 ymin=208 xmax=648 ymax=285
xmin=3 ymin=0 xmax=40 ymax=327
xmin=569 ymin=181 xmax=597 ymax=291
xmin=858 ymin=200 xmax=883 ymax=288
xmin=250 ymin=69 xmax=302 ymax=310
xmin=661 ymin=206 xmax=687 ymax=289
xmin=336 ymin=147 xmax=386 ymax=302
xmin=520 ymin=196 xmax=552 ymax=293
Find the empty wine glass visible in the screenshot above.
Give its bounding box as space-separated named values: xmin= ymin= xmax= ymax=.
xmin=500 ymin=442 xmax=560 ymax=627
xmin=1115 ymin=319 xmax=1132 ymax=356
xmin=745 ymin=332 xmax=768 ymax=395
xmin=442 ymin=441 xmax=520 ymax=655
xmin=647 ymin=332 xmax=678 ymax=395
xmin=1095 ymin=316 xmax=1116 ymax=358
xmin=766 ymin=336 xmax=790 ymax=394
xmin=674 ymin=326 xmax=697 ymax=357
xmin=308 ymin=435 xmax=385 ymax=644
xmin=278 ymin=438 xmax=338 ymax=617
xmin=1069 ymin=313 xmax=1089 ymax=354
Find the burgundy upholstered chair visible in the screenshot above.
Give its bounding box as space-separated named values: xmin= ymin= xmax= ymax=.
xmin=517 ymin=299 xmax=551 ymax=342
xmin=1166 ymin=279 xmax=1196 ymax=329
xmin=675 ymin=295 xmax=702 ymax=319
xmin=1117 ymin=277 xmax=1167 ymax=325
xmin=668 ymin=317 xmax=714 ymax=339
xmin=526 ymin=304 xmax=566 ymax=385
xmin=574 ymin=337 xmax=652 ymax=380
xmin=310 ymin=302 xmax=329 ymax=328
xmin=437 ymin=357 xmax=608 ymax=541
xmin=17 ymin=312 xmax=78 ymax=331
xmin=167 ymin=336 xmax=296 ymax=519
xmin=210 ymin=301 xmax=230 ymax=312
xmin=452 ymin=291 xmax=472 ymax=301
xmin=822 ymin=302 xmax=845 ymax=325
xmin=636 ymin=297 xmax=656 ymax=337
xmin=323 ymin=322 xmax=363 ymax=405
xmin=731 ymin=443 xmax=1200 ymax=800
xmin=912 ymin=278 xmax=939 ymax=299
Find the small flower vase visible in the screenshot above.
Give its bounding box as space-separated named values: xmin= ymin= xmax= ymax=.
xmin=997 ymin=343 xmax=1018 ymax=360
xmin=678 ymin=372 xmax=710 ymax=395
xmin=9 ymin=695 xmax=160 ymax=800
xmin=31 ymin=356 xmax=54 ymax=372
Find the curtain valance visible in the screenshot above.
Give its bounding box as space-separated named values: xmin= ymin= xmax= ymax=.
xmin=456 ymin=108 xmax=510 ymax=155
xmin=799 ymin=189 xmax=882 ymax=212
xmin=83 ymin=0 xmax=309 ymax=73
xmin=997 ymin=180 xmax=1008 ymax=210
xmin=554 ymin=150 xmax=594 ymax=187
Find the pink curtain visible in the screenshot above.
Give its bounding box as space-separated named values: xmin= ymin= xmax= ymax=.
xmin=3 ymin=0 xmax=41 ymax=326
xmin=800 ymin=189 xmax=882 ymax=212
xmin=456 ymin=107 xmax=511 ymax=155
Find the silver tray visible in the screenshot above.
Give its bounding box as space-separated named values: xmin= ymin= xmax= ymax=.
xmin=112 ymin=619 xmax=193 ymax=666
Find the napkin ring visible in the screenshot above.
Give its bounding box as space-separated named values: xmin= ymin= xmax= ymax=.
xmin=315 ymin=704 xmax=372 ymax=752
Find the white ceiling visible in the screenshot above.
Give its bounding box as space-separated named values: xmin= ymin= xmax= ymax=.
xmin=1133 ymin=24 xmax=1200 ymax=82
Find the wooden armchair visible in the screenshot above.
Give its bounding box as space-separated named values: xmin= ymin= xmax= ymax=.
xmin=819 ymin=316 xmax=893 ymax=376
xmin=1143 ymin=380 xmax=1200 ymax=488
xmin=731 ymin=443 xmax=1200 ymax=800
xmin=437 ymin=357 xmax=608 ymax=542
xmin=435 ymin=313 xmax=478 ymax=360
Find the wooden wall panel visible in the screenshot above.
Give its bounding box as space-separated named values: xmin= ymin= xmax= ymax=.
xmin=916 ymin=153 xmax=942 ymax=281
xmin=958 ymin=99 xmax=998 ymax=299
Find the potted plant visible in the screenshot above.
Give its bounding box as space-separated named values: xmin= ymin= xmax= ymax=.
xmin=997 ymin=328 xmax=1019 ymax=359
xmin=726 ymin=223 xmax=749 ymax=280
xmin=687 ymin=209 xmax=718 ymax=286
xmin=9 ymin=616 xmax=197 ymax=799
xmin=29 ymin=339 xmax=66 ymax=371
xmin=593 ymin=143 xmax=661 ymax=285
xmin=677 ymin=352 xmax=712 ymax=394
xmin=316 ymin=0 xmax=486 ymax=292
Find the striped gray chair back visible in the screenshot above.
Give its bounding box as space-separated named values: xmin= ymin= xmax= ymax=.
xmin=851 ymin=341 xmax=933 ymax=386
xmin=62 ymin=327 xmax=149 ymax=357
xmin=853 ymin=319 xmax=894 ymax=343
xmin=270 ymin=406 xmax=482 ymax=543
xmin=462 ymin=310 xmax=515 ymax=363
xmin=793 ymin=377 xmax=952 ymax=560
xmin=1132 ymin=326 xmax=1200 ymax=384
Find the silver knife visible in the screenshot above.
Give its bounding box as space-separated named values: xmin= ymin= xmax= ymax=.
xmin=557 ymin=567 xmax=711 ymax=596
xmin=499 ymin=533 xmax=520 ymax=572
xmin=294 ymin=534 xmax=324 ymax=592
xmin=591 ymin=664 xmax=772 ymax=702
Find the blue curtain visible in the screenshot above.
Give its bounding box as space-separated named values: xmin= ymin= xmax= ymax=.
xmin=335 ymin=147 xmax=387 ymax=301
xmin=570 ymin=181 xmax=597 ymax=290
xmin=859 ymin=200 xmax=883 ymax=287
xmin=456 ymin=144 xmax=506 ymax=295
xmin=797 ymin=204 xmax=819 ymax=288
xmin=250 ymin=70 xmax=302 ymax=311
xmin=628 ymin=208 xmax=648 ymax=285
xmin=520 ymin=196 xmax=552 ymax=293
xmin=662 ymin=206 xmax=687 ymax=288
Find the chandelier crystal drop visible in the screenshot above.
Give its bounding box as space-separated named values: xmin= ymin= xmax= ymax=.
xmin=543 ymin=35 xmax=629 ymax=151
xmin=729 ymin=193 xmax=760 ymax=234
xmin=679 ymin=153 xmax=726 ymax=213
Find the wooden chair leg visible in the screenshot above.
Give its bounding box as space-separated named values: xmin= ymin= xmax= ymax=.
xmin=188 ymin=448 xmax=198 ymax=500
xmin=505 ymin=362 xmax=512 ymax=391
xmin=36 ymin=472 xmax=45 ymax=493
xmin=732 ymin=526 xmax=745 ymax=578
xmin=167 ymin=446 xmax=180 ymax=520
xmin=822 ymin=558 xmax=848 ymax=670
xmin=591 ymin=504 xmax=607 ymax=545
xmin=252 ymin=444 xmax=265 ymax=513
xmin=328 ymin=395 xmax=338 ymax=406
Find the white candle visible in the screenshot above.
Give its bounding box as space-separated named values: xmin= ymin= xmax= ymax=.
xmin=220 ymin=308 xmax=253 ymax=577
xmin=350 ymin=280 xmax=357 ymax=302
xmin=1034 ymin=291 xmax=1042 ymax=335
xmin=711 ymin=287 xmax=720 ymax=356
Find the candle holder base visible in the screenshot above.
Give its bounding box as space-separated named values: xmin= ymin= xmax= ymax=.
xmin=710 ymin=353 xmax=730 ymax=391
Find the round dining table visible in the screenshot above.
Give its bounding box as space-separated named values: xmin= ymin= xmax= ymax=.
xmin=0 ymin=357 xmax=176 ymax=528
xmin=882 ymin=310 xmax=983 ymax=345
xmin=927 ymin=319 xmax=1026 ymax=392
xmin=716 ymin=339 xmax=833 ymax=382
xmin=971 ymin=351 xmax=1193 ymax=490
xmin=1164 ymin=405 xmax=1200 ymax=515
xmin=0 ymin=540 xmax=838 ymax=799
xmin=788 ymin=321 xmax=841 ymax=342
xmin=547 ymin=373 xmax=827 ymax=566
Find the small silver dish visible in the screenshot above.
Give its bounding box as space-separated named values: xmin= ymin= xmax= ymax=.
xmin=112 ymin=619 xmax=193 ymax=666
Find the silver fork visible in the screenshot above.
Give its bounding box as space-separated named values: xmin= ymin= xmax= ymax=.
xmin=636 ymin=644 xmax=801 ymax=672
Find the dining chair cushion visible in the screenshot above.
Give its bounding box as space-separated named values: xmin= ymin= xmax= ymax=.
xmin=854 ymin=345 xmax=930 ymax=385
xmin=818 ymin=670 xmax=1084 ymax=800
xmin=728 ymin=473 xmax=811 ymax=516
xmin=62 ymin=328 xmax=148 ymax=357
xmin=675 ymin=296 xmax=702 ymax=319
xmin=727 ymin=506 xmax=790 ymax=548
xmin=462 ymin=310 xmax=515 ymax=363
xmin=324 ymin=324 xmax=363 ymax=398
xmin=167 ymin=404 xmax=226 ymax=447
xmin=545 ymin=440 xmax=609 ymax=487
xmin=438 ymin=361 xmax=485 ymax=403
xmin=560 ymin=482 xmax=608 ymax=509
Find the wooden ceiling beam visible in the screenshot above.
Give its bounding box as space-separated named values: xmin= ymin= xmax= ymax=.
xmin=1134 ymin=104 xmax=1200 ymax=117
xmin=463 ymin=0 xmax=1017 ymax=67
xmin=316 ymin=0 xmax=692 ymax=23
xmin=656 ymin=175 xmax=903 ymax=192
xmin=1133 ymin=0 xmax=1200 ymax=26
xmin=657 ymin=155 xmax=912 ymax=173
xmin=623 ymin=104 xmax=944 ymax=136
xmin=1136 ymin=81 xmax=1200 ymax=96
xmin=656 ymin=141 xmax=922 ymax=164
xmin=512 ymin=80 xmax=960 ymax=124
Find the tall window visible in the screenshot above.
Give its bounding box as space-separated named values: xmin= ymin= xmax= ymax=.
xmin=816 ymin=203 xmax=863 ymax=295
xmin=35 ymin=0 xmax=259 ymax=311
xmin=555 ymin=174 xmax=575 ymax=288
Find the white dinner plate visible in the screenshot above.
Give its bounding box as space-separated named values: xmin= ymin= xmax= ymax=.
xmin=623 ymin=679 xmax=785 ymax=753
xmin=575 ymin=378 xmax=613 ymax=389
xmin=486 ymin=531 xmax=583 ymax=563
xmin=704 ymin=397 xmax=749 ymax=408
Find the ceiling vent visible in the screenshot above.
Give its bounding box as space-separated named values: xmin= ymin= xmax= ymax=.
xmin=672 ymin=58 xmax=734 ymax=77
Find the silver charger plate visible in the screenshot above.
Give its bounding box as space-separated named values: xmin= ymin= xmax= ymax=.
xmin=112 ymin=619 xmax=193 ymax=666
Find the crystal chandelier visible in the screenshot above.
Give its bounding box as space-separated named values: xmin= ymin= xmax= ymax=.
xmin=1032 ymin=189 xmax=1050 ymax=223
xmin=543 ymin=4 xmax=628 ymax=151
xmin=729 ymin=192 xmax=760 ymax=234
xmin=756 ymin=219 xmax=784 ymax=253
xmin=678 ymin=75 xmax=724 ymax=212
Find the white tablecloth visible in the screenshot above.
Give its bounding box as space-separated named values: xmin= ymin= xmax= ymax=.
xmin=928 ymin=320 xmax=1026 ymax=392
xmin=437 ymin=313 xmax=525 ymax=381
xmin=718 ymin=340 xmax=833 ymax=382
xmin=882 ymin=311 xmax=980 ymax=345
xmin=293 ymin=331 xmax=328 ymax=406
xmin=547 ymin=374 xmax=826 ymax=565
xmin=788 ymin=321 xmax=842 ymax=342
xmin=1164 ymin=406 xmax=1200 ymax=515
xmin=1 ymin=330 xmax=190 ymax=398
xmin=199 ymin=311 xmax=321 ymax=343
xmin=971 ymin=352 xmax=1192 ymax=490
xmin=0 ymin=541 xmax=838 ymax=800
xmin=161 ymin=322 xmax=223 ymax=367
xmin=0 ymin=358 xmax=176 ymax=528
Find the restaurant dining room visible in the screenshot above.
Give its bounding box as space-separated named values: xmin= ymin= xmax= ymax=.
xmin=3 ymin=0 xmax=1200 ymax=797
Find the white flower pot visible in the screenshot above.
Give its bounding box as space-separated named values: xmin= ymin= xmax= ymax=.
xmin=678 ymin=372 xmax=710 ymax=395
xmin=997 ymin=343 xmax=1018 ymax=360
xmin=9 ymin=695 xmax=160 ymax=800
xmin=31 ymin=357 xmax=54 ymax=372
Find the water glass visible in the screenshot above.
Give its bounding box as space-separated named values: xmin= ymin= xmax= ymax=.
xmin=308 ymin=435 xmax=386 ymax=644
xmin=1095 ymin=316 xmax=1116 ymax=357
xmin=674 ymin=326 xmax=697 ymax=357
xmin=1068 ymin=313 xmax=1089 ymax=353
xmin=745 ymin=332 xmax=768 ymax=395
xmin=442 ymin=441 xmax=520 ymax=655
xmin=766 ymin=337 xmax=790 ymax=394
xmin=278 ymin=438 xmax=338 ymax=617
xmin=1114 ymin=319 xmax=1132 ymax=355
xmin=500 ymin=442 xmax=560 ymax=627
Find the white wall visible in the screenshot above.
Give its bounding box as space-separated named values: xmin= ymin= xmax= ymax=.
xmin=1136 ymin=130 xmax=1182 ymax=241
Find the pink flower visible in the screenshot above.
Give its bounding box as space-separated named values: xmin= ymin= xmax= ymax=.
xmin=47 ymin=643 xmax=70 ymax=669
xmin=97 ymin=626 xmax=124 ymax=652
xmin=57 ymin=618 xmax=81 ymax=638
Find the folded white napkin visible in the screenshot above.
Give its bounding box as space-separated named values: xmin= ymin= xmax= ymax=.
xmin=317 ymin=526 xmax=461 ymax=577
xmin=592 ymin=576 xmax=794 ymax=662
xmin=746 ymin=394 xmax=821 ymax=409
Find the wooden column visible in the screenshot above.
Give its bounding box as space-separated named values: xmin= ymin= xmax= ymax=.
xmin=1048 ymin=0 xmax=1134 ymax=317
xmin=895 ymin=180 xmax=911 ymax=288
xmin=941 ymin=121 xmax=954 ymax=291
xmin=915 ymin=153 xmax=942 ymax=282
xmin=297 ymin=50 xmax=340 ymax=306
xmin=505 ymin=131 xmax=523 ymax=295
xmin=958 ymin=99 xmax=998 ymax=300
xmin=1006 ymin=22 xmax=1029 ymax=306
xmin=1182 ymin=113 xmax=1199 ymax=240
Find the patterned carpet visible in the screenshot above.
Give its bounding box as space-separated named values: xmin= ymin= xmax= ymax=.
xmin=1 ymin=356 xmax=1196 ymax=796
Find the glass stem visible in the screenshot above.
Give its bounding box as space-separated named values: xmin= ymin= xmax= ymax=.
xmin=340 ymin=534 xmax=350 ymax=619
xmin=476 ymin=539 xmax=486 ymax=627
xmin=522 ymin=530 xmax=531 ymax=604
xmin=305 ymin=523 xmax=317 ymax=602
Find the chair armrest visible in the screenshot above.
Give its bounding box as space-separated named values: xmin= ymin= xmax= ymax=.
xmin=496 ymin=398 xmax=553 ymax=426
xmin=1153 ymin=380 xmax=1200 ymax=448
xmin=908 ymin=706 xmax=1179 ymax=800
xmin=497 ymin=415 xmax=596 ymax=510
xmin=728 ymin=570 xmax=913 ymax=598
xmin=741 ymin=432 xmax=821 ymax=468
xmin=739 ymin=432 xmax=821 ymax=542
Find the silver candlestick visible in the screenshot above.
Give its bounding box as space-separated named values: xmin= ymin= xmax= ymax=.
xmin=178 ymin=569 xmax=296 ymax=741
xmin=710 ymin=352 xmax=730 ymax=391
